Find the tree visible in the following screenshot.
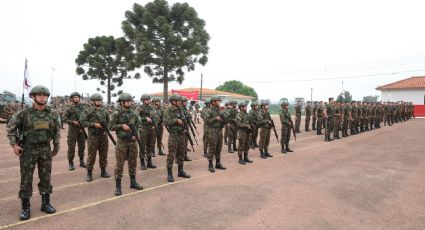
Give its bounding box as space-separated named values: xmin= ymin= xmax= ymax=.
xmin=336 ymin=91 xmax=353 ymax=102
xmin=75 ymin=36 xmax=138 ymax=104
xmin=363 ymin=95 xmax=379 ymax=102
xmin=122 ymin=0 xmax=210 ymax=101
xmin=215 ymin=80 xmax=258 ymax=99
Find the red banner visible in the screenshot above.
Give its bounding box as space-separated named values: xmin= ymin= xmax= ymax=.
xmin=171 ymin=90 xmax=199 ymax=100
xmin=414 ymin=105 xmax=425 ymax=117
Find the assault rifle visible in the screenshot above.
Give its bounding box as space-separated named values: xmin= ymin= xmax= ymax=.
xmin=123 ymin=112 xmax=147 ymax=161
xmin=94 ymin=112 xmax=116 ymax=145
xmin=75 ymin=114 xmax=88 ymax=139
xmin=288 ymin=118 xmax=297 ymax=141
xmin=179 ymin=110 xmax=195 ymax=151
xmin=267 ymin=114 xmax=279 ymax=143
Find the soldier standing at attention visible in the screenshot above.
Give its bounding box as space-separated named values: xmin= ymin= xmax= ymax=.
xmin=201 ymin=99 xmax=211 ymax=158
xmin=152 ymin=97 xmax=166 ymax=156
xmin=223 ymin=101 xmax=230 ymax=145
xmin=109 ymin=93 xmax=143 ymax=196
xmin=180 ymin=96 xmax=193 ymax=161
xmin=63 ymin=92 xmax=87 ymax=170
xmin=312 ymin=101 xmax=318 ymax=131
xmin=294 ymin=100 xmax=302 ymax=133
xmin=205 ymin=96 xmax=226 ymax=173
xmin=258 ymin=100 xmax=274 ymax=159
xmin=137 ymin=94 xmax=157 ymax=170
xmin=7 ymin=86 xmax=59 ymax=220
xmin=248 ymin=101 xmax=260 ymax=148
xmin=323 ymin=97 xmax=335 ymax=142
xmin=304 ymin=101 xmax=312 ymax=131
xmin=342 ymin=101 xmax=351 ymax=137
xmin=163 ymin=95 xmax=191 ymax=182
xmin=316 ymin=101 xmax=324 ymax=135
xmin=333 ymin=101 xmax=342 ymax=139
xmin=226 ymin=100 xmax=238 ymax=153
xmin=279 ymin=101 xmax=294 ymax=154
xmin=235 ymin=102 xmax=253 ymax=165
xmin=80 ymin=93 xmax=111 ymax=182
xmin=350 ymin=101 xmax=357 ymax=135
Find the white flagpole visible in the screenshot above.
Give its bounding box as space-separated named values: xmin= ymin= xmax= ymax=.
xmin=21 ymin=59 xmax=27 ymax=108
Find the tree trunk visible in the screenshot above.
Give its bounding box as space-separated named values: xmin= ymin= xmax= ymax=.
xmin=107 ymin=75 xmax=111 ymax=105
xmin=163 ymin=66 xmax=169 ymax=103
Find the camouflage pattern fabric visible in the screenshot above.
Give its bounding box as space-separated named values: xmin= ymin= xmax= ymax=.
xmin=63 ymin=103 xmax=87 ymax=161
xmin=163 ymin=105 xmax=185 ymax=168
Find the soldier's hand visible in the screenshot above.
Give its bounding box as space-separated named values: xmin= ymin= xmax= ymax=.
xmin=146 ymin=117 xmax=152 ymax=123
xmin=131 ymin=136 xmax=136 ymax=141
xmin=215 ymin=116 xmax=222 ymax=121
xmin=176 ymin=119 xmax=183 ymax=126
xmin=72 ymin=121 xmax=80 ymax=126
xmin=12 ymin=144 xmax=23 ymax=156
xmin=94 ymin=123 xmax=102 ymax=129
xmin=122 ymin=124 xmax=131 ymax=131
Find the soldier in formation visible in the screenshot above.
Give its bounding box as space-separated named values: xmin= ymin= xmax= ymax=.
xmin=294 ymin=100 xmax=302 ymax=133
xmin=205 ymin=96 xmax=226 ymax=172
xmin=152 ymin=97 xmax=166 ymax=156
xmin=201 ymin=99 xmax=211 ymax=158
xmin=248 ymin=101 xmax=260 ymax=148
xmin=137 ymin=94 xmax=157 ymax=170
xmin=258 ymin=100 xmax=273 ymax=159
xmin=304 ymin=101 xmax=312 ymax=131
xmin=235 ymin=101 xmax=253 ymax=164
xmin=279 ymin=101 xmax=294 ymax=153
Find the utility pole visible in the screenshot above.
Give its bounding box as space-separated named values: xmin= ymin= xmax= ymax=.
xmin=200 ymin=73 xmax=203 ymax=101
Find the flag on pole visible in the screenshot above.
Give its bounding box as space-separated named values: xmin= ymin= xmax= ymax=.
xmin=23 ymin=58 xmax=31 ymax=90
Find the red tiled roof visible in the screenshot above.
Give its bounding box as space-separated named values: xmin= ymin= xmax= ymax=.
xmin=376 ymin=76 xmax=425 ymax=90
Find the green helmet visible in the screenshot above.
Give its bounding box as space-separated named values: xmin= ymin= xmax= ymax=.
xmin=29 ymin=85 xmax=50 ymax=96
xmin=229 ymin=100 xmax=237 ymax=105
xmin=204 ymin=99 xmax=210 ymax=105
xmin=70 ymin=92 xmax=81 ymax=98
xmin=280 ymin=101 xmax=289 ymax=106
xmin=260 ymin=100 xmax=269 ymax=106
xmin=210 ymin=96 xmax=221 ymax=102
xmin=140 ymin=94 xmax=151 ymax=101
xmin=90 ymin=93 xmax=103 ymax=101
xmin=169 ymin=94 xmax=181 ymax=102
xmin=238 ymin=101 xmax=247 ymax=107
xmin=250 ymin=101 xmax=258 ymax=107
xmin=152 ymin=97 xmax=160 ymax=102
xmin=117 ymin=93 xmax=133 ymax=102
xmin=181 ymin=96 xmax=188 ymax=102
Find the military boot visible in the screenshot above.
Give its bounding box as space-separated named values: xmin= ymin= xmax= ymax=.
xmin=208 ymin=160 xmax=215 ymax=173
xmin=265 ymin=148 xmax=273 ymax=157
xmin=158 ymin=148 xmax=166 ymax=156
xmin=244 ymin=152 xmax=253 ymax=163
xmin=167 ymin=167 xmax=174 ymax=182
xmin=100 ymin=168 xmax=111 ymax=178
xmin=68 ymin=160 xmax=75 ymax=171
xmin=79 ymin=158 xmax=86 ymax=168
xmin=228 ymin=144 xmax=234 ymax=153
xmin=233 ymin=143 xmax=237 ymax=151
xmin=215 ymin=159 xmax=226 ymax=170
xmin=140 ymin=158 xmax=147 ymax=170
xmin=85 ymin=169 xmax=93 ymax=182
xmin=238 ymin=154 xmax=246 ymax=165
xmin=286 ymin=144 xmax=294 ymax=152
xmin=114 ymin=178 xmax=122 ymax=196
xmin=40 ymin=194 xmax=56 ymax=214
xmin=253 ymin=140 xmax=259 ymax=148
xmin=260 ymin=149 xmax=267 ymax=159
xmin=325 ymin=135 xmax=332 ymax=142
xmin=281 ymin=145 xmax=287 ymax=154
xmin=203 ymin=148 xmax=208 ymax=158
xmin=20 ymin=198 xmax=31 ymax=221
xmin=335 ymin=133 xmax=341 ymax=139
xmin=147 ymin=156 xmax=157 ymax=169
xmin=183 ymin=152 xmax=192 ymax=161
xmin=152 ymin=150 xmax=156 ymax=157
xmin=178 ymin=165 xmax=191 ymax=178
xmin=130 ymin=175 xmax=143 ymax=190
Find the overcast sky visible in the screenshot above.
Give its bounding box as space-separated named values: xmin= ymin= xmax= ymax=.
xmin=2 ymin=0 xmax=425 ymax=102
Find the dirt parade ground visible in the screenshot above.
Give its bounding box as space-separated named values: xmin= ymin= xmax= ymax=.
xmin=0 ymin=117 xmax=424 ymax=229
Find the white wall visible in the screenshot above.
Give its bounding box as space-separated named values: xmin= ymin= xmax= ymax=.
xmin=380 ymin=89 xmax=425 ymax=105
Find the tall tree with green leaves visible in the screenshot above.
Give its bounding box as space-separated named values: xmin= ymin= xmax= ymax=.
xmin=75 ymin=36 xmax=139 ymax=105
xmin=215 ymin=80 xmax=258 ymax=99
xmin=122 ymin=0 xmax=210 ymax=101
xmin=337 ymin=91 xmax=353 ymax=102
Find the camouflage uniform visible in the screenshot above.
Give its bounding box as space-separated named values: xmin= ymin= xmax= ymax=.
xmin=350 ymin=102 xmax=358 ymax=135
xmin=236 ymin=102 xmax=253 ymax=164
xmin=226 ymin=101 xmax=238 ymax=153
xmin=316 ymin=102 xmax=324 ymax=135
xmin=205 ymin=96 xmax=226 ymax=172
xmin=304 ymin=101 xmax=311 ymax=131
xmin=63 ymin=95 xmax=87 ymax=168
xmin=223 ymin=102 xmax=230 ymax=145
xmin=325 ymin=101 xmax=334 ymax=141
xmin=201 ymin=100 xmax=211 ymax=157
xmin=279 ymin=102 xmax=293 ymax=153
xmin=258 ymin=101 xmax=273 ymax=158
xmin=312 ymin=101 xmax=318 ymax=130
xmin=152 ymin=98 xmax=165 ymax=156
xmin=342 ymin=102 xmax=351 ymax=137
xmin=80 ymin=95 xmax=111 ymax=181
xmin=333 ymin=103 xmax=342 ymax=139
xmin=248 ymin=102 xmax=260 ymax=148
xmin=137 ymin=95 xmax=158 ymax=170
xmin=294 ymin=103 xmax=302 ymax=133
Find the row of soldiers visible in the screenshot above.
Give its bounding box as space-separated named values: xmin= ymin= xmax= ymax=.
xmin=6 ymin=85 xmax=413 ymax=221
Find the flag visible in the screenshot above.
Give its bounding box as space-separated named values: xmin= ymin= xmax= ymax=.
xmin=23 ymin=58 xmax=31 ymax=90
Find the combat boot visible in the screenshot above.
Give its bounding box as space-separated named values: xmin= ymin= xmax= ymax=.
xmin=167 ymin=167 xmax=174 ymax=182
xmin=233 ymin=143 xmax=237 ymax=151
xmin=100 ymin=168 xmax=111 ymax=178
xmin=130 ymin=175 xmax=143 ymax=190
xmin=228 ymin=144 xmax=234 ymax=153
xmin=152 ymin=150 xmax=156 ymax=157
xmin=178 ymin=165 xmax=191 ymax=178
xmin=79 ymin=158 xmax=86 ymax=168
xmin=325 ymin=135 xmax=332 ymax=142
xmin=260 ymin=149 xmax=267 ymax=159
xmin=286 ymin=144 xmax=293 ymax=152
xmin=203 ymin=149 xmax=208 ymax=158
xmin=208 ymin=160 xmax=215 ymax=173
xmin=20 ymin=198 xmax=30 ymax=221
xmin=253 ymin=140 xmax=259 ymax=148
xmin=147 ymin=156 xmax=157 ymax=169
xmin=68 ymin=160 xmax=75 ymax=171
xmin=183 ymin=152 xmax=192 ymax=161
xmin=140 ymin=158 xmax=147 ymax=170
xmin=114 ymin=178 xmax=122 ymax=196
xmin=281 ymin=145 xmax=287 ymax=154
xmin=244 ymin=152 xmax=253 ymax=163
xmin=238 ymin=154 xmax=246 ymax=165
xmin=40 ymin=194 xmax=56 ymax=214
xmin=86 ymin=169 xmax=93 ymax=182
xmin=215 ymin=159 xmax=226 ymax=170
xmin=158 ymin=148 xmax=165 ymax=156
xmin=264 ymin=148 xmax=273 ymax=157
xmin=334 ymin=133 xmax=341 ymax=139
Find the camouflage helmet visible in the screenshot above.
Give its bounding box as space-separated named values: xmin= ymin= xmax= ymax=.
xmin=181 ymin=96 xmax=188 ymax=102
xmin=210 ymin=96 xmax=221 ymax=101
xmin=140 ymin=94 xmax=151 ymax=101
xmin=238 ymin=101 xmax=247 ymax=107
xmin=70 ymin=92 xmax=81 ymax=98
xmin=117 ymin=93 xmax=133 ymax=102
xmin=29 ymin=85 xmax=50 ymax=96
xmin=169 ymin=94 xmax=181 ymax=102
xmin=280 ymin=101 xmax=289 ymax=106
xmin=250 ymin=101 xmax=258 ymax=107
xmin=151 ymin=97 xmax=161 ymax=102
xmin=229 ymin=100 xmax=237 ymax=105
xmin=260 ymin=100 xmax=269 ymax=106
xmin=204 ymin=99 xmax=211 ymax=105
xmin=90 ymin=93 xmax=103 ymax=101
